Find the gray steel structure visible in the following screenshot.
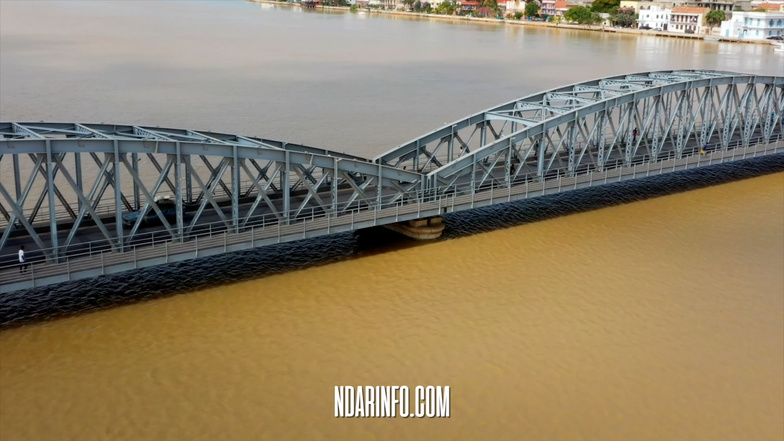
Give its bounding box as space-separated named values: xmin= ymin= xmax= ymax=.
xmin=376 ymin=70 xmax=782 ymax=191
xmin=1 ymin=70 xmax=782 ymax=292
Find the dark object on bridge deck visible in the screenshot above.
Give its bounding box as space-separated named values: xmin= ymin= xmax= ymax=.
xmin=122 ymin=196 xmax=177 ymax=227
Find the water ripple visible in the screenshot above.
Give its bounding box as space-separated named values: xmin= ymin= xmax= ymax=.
xmin=2 ymin=154 xmax=782 ymax=329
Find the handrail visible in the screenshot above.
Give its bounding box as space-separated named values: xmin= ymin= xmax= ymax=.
xmin=0 ymin=121 xmax=740 ymax=228
xmin=1 ymin=132 xmax=781 ymax=275
xmin=0 ymin=175 xmax=315 ymax=230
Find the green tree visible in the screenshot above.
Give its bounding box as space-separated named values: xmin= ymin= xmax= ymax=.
xmin=590 ymin=0 xmax=619 ymax=13
xmin=436 ymin=0 xmax=458 ymax=14
xmin=514 ymin=10 xmax=524 ymax=19
xmin=525 ymin=1 xmax=540 ymax=17
xmin=479 ymin=0 xmax=500 ymax=17
xmin=413 ymin=0 xmax=432 ymax=12
xmin=706 ymin=9 xmax=726 ymax=30
xmin=564 ymin=6 xmax=593 ymax=23
xmin=612 ymin=6 xmax=637 ymax=27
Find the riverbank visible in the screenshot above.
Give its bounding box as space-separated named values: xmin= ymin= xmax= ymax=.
xmin=251 ymin=0 xmax=776 ymax=46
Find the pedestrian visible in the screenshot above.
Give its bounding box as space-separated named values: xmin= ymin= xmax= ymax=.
xmin=18 ymin=245 xmax=28 ymax=274
xmin=632 ymin=128 xmax=638 ymax=142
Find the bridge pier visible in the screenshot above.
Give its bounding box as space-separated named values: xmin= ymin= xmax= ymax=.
xmin=384 ymin=216 xmax=445 ymax=240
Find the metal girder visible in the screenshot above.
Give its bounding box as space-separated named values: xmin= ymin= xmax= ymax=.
xmin=546 ymin=92 xmax=600 ymax=105
xmin=485 ymin=112 xmax=540 ymax=127
xmin=516 ymin=102 xmax=571 ymax=115
xmin=1 ymin=70 xmax=782 ymax=265
xmin=599 ymin=80 xmax=648 ymax=91
xmin=374 ymin=70 xmax=781 ymax=179
xmin=420 ymin=71 xmax=782 ymax=194
xmin=0 ymin=123 xmax=424 ymax=259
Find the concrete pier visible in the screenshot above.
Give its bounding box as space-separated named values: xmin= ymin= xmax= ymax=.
xmin=384 ymin=216 xmax=445 ymax=240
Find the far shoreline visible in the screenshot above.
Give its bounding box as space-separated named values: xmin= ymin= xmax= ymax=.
xmin=249 ymin=0 xmax=777 ymax=47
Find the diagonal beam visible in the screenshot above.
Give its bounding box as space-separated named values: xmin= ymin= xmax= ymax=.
xmin=120 ymin=154 xmax=178 ymax=240
xmin=184 ymin=159 xmax=231 ymax=235
xmin=54 ymin=155 xmax=117 ymax=249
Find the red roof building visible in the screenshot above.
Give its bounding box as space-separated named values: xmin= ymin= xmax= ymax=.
xmin=670 ymin=6 xmax=709 ymax=34
xmin=554 ymin=0 xmax=569 ymax=16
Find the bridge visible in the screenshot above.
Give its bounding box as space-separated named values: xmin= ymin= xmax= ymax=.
xmin=1 ymin=69 xmax=782 ymax=293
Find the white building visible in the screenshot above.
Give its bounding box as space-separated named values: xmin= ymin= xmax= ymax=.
xmin=669 ymin=6 xmax=708 ymax=33
xmin=541 ymin=0 xmax=556 ymax=15
xmin=720 ymin=11 xmax=784 ymax=39
xmin=505 ymin=0 xmax=525 ymax=13
xmin=638 ymin=5 xmax=672 ymax=29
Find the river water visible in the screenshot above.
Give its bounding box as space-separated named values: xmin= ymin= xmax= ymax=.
xmin=0 ymin=1 xmax=782 ymax=440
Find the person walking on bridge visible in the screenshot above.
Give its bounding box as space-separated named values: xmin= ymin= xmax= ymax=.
xmin=18 ymin=245 xmax=29 ymax=274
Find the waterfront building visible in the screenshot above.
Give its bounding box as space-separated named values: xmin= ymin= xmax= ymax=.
xmin=505 ymin=0 xmax=527 ymax=12
xmin=751 ymin=2 xmax=784 ymax=11
xmin=563 ymin=0 xmax=588 ymax=10
xmin=620 ymin=0 xmax=687 ymax=12
xmin=505 ymin=0 xmax=524 ymax=13
xmin=669 ymin=6 xmax=709 ymax=33
xmin=720 ymin=10 xmax=784 ymax=38
xmin=366 ymin=0 xmax=396 ymax=8
xmin=459 ymin=0 xmax=480 ymax=11
xmin=554 ymin=0 xmax=569 ymax=15
xmin=638 ymin=5 xmax=672 ymax=29
xmin=685 ymin=0 xmax=740 ymax=12
xmin=542 ymin=0 xmax=556 ymax=15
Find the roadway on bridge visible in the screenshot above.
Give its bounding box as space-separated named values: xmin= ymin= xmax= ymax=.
xmin=1 ymin=128 xmax=734 ymax=266
xmin=0 ymin=124 xmax=780 ymax=283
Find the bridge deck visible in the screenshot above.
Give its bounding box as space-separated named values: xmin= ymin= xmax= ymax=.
xmin=2 ymin=70 xmax=782 ymax=292
xmin=0 ymin=123 xmax=772 ymax=258
xmin=2 ymin=136 xmax=781 ymax=293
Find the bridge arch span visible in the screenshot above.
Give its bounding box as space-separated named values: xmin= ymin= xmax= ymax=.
xmin=1 ymin=70 xmax=782 ymax=292
xmin=0 ymin=123 xmax=423 ymax=259
xmin=374 ymin=70 xmax=783 ymax=193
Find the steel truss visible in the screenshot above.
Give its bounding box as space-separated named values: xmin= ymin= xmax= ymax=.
xmin=0 ymin=123 xmax=422 ymax=259
xmin=1 ymin=70 xmax=782 ymax=262
xmin=374 ymin=70 xmax=783 ymax=194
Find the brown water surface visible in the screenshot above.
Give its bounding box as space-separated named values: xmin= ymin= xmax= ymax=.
xmin=1 ymin=173 xmax=782 ymax=441
xmin=1 ymin=1 xmax=783 ymax=440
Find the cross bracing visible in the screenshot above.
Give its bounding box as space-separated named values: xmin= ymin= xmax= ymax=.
xmin=0 ymin=123 xmax=424 ymax=260
xmin=374 ymin=70 xmax=783 ymax=190
xmin=1 ymin=70 xmax=782 ymax=291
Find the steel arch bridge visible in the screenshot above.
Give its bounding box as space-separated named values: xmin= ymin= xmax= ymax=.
xmin=377 ymin=69 xmax=783 ymax=187
xmin=1 ymin=69 xmax=783 ymax=291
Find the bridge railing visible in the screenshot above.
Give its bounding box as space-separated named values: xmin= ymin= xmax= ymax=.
xmin=431 ymin=132 xmax=783 ymax=196
xmin=0 ymin=173 xmax=323 ymax=231
xmin=1 ymin=133 xmax=781 ymax=281
xmin=1 ymin=121 xmax=774 ymax=230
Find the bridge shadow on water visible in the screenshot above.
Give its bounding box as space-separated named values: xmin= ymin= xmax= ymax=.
xmin=2 ymin=154 xmax=783 ymax=329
